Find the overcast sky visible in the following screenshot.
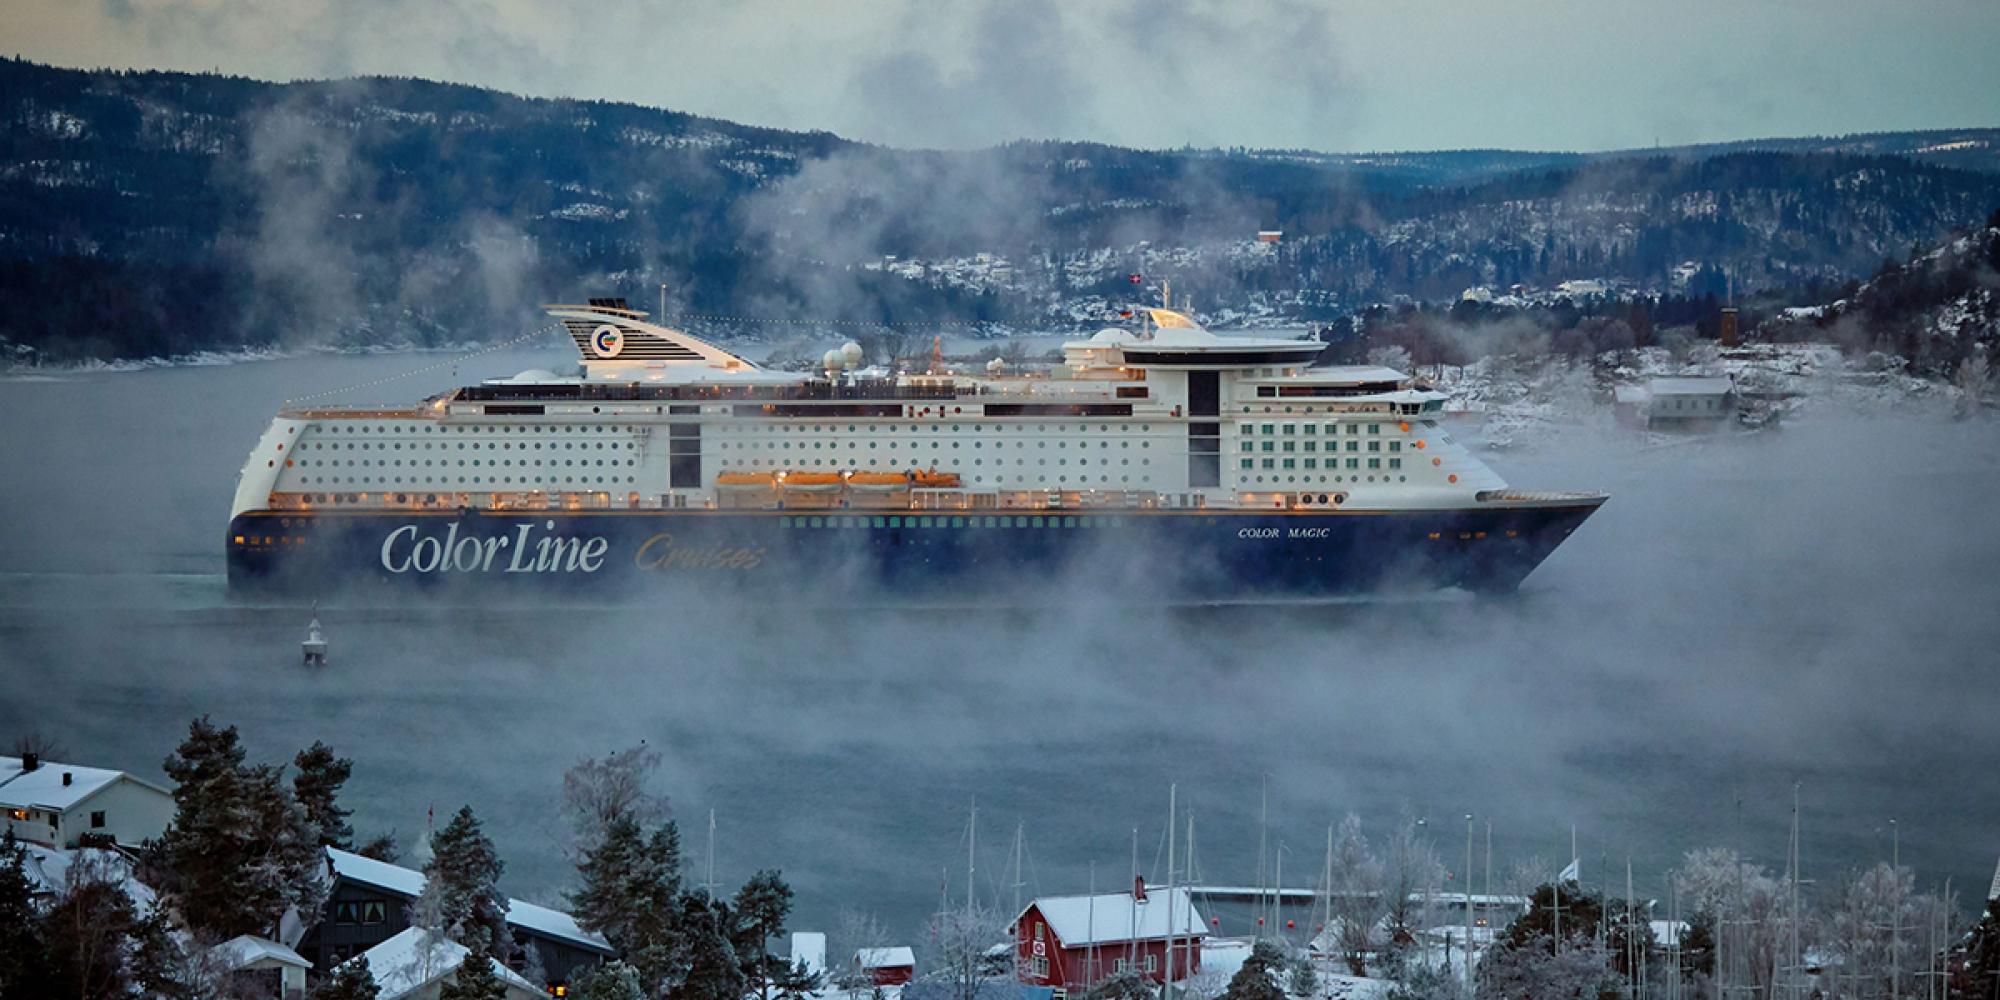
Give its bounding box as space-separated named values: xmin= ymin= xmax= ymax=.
xmin=8 ymin=0 xmax=1998 ymax=152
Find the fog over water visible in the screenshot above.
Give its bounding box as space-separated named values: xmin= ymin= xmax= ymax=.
xmin=2 ymin=351 xmax=1998 ymax=937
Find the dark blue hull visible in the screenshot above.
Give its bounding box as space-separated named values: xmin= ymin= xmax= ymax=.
xmin=226 ymin=501 xmax=1603 ymax=600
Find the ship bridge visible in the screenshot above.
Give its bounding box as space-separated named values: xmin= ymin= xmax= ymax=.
xmin=1062 ymin=309 xmax=1326 ymax=372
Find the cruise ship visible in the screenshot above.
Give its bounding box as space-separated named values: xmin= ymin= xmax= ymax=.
xmin=227 ymin=300 xmax=1605 ymax=598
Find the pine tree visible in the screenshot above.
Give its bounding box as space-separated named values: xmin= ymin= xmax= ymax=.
xmin=439 ymin=948 xmax=509 ymax=1000
xmin=294 ymin=741 xmax=355 ymax=850
xmin=422 ymin=805 xmax=510 ymax=959
xmin=150 ymin=716 xmax=326 ymax=938
xmin=1960 ymin=898 xmax=2000 ymax=1000
xmin=570 ymin=816 xmax=686 ymax=992
xmin=309 ymin=956 xmax=382 ymax=1000
xmin=0 ymin=832 xmax=48 ymax=1000
xmin=733 ymin=869 xmax=794 ymax=998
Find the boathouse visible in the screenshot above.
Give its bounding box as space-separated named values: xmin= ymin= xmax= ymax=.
xmin=1012 ymin=879 xmax=1208 ymax=990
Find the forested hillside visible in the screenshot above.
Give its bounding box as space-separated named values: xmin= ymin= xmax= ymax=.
xmin=2 ymin=58 xmax=1997 ymax=362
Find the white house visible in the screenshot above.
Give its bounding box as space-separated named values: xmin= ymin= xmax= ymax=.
xmin=1645 ymin=377 xmax=1736 ymax=431
xmin=340 ymin=926 xmax=544 ymax=1000
xmin=0 ymin=754 xmax=174 ymax=848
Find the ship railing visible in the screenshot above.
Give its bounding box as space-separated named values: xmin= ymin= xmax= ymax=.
xmin=1474 ymin=489 xmax=1608 ymax=505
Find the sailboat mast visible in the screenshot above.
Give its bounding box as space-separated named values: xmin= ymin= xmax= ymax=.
xmin=1165 ymin=784 xmax=1177 ymax=1000
xmin=967 ymin=799 xmax=977 ymax=926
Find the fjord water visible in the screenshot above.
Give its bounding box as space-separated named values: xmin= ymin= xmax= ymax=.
xmin=2 ymin=353 xmax=1997 ymax=934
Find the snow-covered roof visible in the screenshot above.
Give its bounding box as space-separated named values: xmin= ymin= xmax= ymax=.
xmin=1647 ymin=377 xmax=1733 ymax=395
xmin=857 ymin=946 xmax=916 ymax=969
xmin=345 ymin=926 xmax=540 ymax=1000
xmin=211 ymin=934 xmax=311 ymax=972
xmin=1021 ymin=886 xmax=1208 ymax=947
xmin=0 ymin=756 xmax=169 ymax=811
xmin=19 ymin=844 xmax=156 ymax=910
xmin=326 ymin=847 xmax=611 ymax=953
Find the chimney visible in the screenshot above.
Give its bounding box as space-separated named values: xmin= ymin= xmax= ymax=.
xmin=19 ymin=753 xmax=37 ymax=772
xmin=62 ymin=772 xmax=73 ymax=787
xmin=1720 ymin=308 xmax=1740 ymax=348
xmin=1133 ymin=876 xmax=1147 ymax=902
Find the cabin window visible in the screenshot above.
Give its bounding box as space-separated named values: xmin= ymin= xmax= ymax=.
xmin=1241 ymin=459 xmax=1254 ymax=469
xmin=1369 ymin=458 xmax=1381 ymax=469
xmin=335 ymin=902 xmax=359 ymax=925
xmin=1260 ymin=424 xmax=1274 ymax=435
xmin=1368 ymin=424 xmax=1381 ymax=433
xmin=1115 ymin=959 xmax=1130 ymax=974
xmin=1389 ymin=441 xmax=1402 ymax=452
xmin=1281 ymin=424 xmax=1295 ymax=435
xmin=1239 ymin=424 xmax=1252 ymax=434
xmin=90 ymin=811 xmax=106 ymax=829
xmin=1389 ymin=459 xmax=1402 ymax=469
xmin=1305 ymin=459 xmax=1317 ymax=469
xmin=1282 ymin=442 xmax=1295 ymax=453
xmin=1034 ymin=924 xmax=1044 ymax=941
xmin=1262 ymin=442 xmax=1274 ymax=453
xmin=1146 ymin=955 xmax=1158 ymax=973
xmin=1283 ymin=459 xmax=1295 ymax=469
xmin=1303 ymin=441 xmax=1315 ymax=452
xmin=362 ymin=902 xmax=386 ymax=925
xmin=1347 ymin=458 xmax=1360 ymax=470
xmin=1368 ymin=441 xmax=1381 ymax=452
xmin=1261 ymin=459 xmax=1274 ymax=470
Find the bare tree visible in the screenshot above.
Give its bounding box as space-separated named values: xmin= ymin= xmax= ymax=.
xmin=1326 ymin=813 xmax=1387 ymax=976
xmin=1384 ymin=815 xmax=1445 ymax=949
xmin=829 ymin=908 xmax=895 ymax=997
xmin=561 ymin=743 xmax=668 ymax=856
xmin=921 ymin=903 xmax=1014 ymax=1000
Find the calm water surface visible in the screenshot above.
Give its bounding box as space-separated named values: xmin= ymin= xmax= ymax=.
xmin=2 ymin=351 xmax=1997 ymax=939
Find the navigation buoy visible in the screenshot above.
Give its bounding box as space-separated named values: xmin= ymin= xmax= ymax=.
xmin=301 ymin=607 xmax=328 ymax=668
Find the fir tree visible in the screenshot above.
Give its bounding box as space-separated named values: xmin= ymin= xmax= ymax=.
xmin=670 ymin=891 xmax=746 ymax=1000
xmin=309 ymin=956 xmax=382 ymax=1000
xmin=1221 ymin=940 xmax=1287 ymax=1000
xmin=1961 ymin=897 xmax=2000 ymax=1000
xmin=571 ymin=960 xmax=649 ymax=1000
xmin=294 ymin=741 xmax=355 ymax=850
xmin=571 ymin=815 xmax=682 ymax=952
xmin=421 ymin=805 xmax=510 ymax=959
xmin=0 ymin=832 xmax=47 ymax=1000
xmin=733 ymin=869 xmax=794 ymax=998
xmin=439 ymin=948 xmax=509 ymax=1000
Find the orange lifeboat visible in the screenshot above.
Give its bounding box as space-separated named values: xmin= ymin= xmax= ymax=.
xmin=715 ymin=471 xmax=777 ymax=489
xmin=781 ymin=471 xmax=844 ymax=492
xmin=848 ymin=471 xmax=911 ymax=491
xmin=911 ymin=468 xmax=962 ymax=489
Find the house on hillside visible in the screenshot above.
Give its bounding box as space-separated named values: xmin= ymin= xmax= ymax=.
xmin=209 ymin=934 xmax=312 ymax=999
xmin=297 ymin=847 xmax=613 ymax=989
xmin=0 ymin=754 xmax=173 ymax=849
xmin=1645 ymin=377 xmax=1736 ymax=431
xmin=1012 ymin=879 xmax=1208 ymax=991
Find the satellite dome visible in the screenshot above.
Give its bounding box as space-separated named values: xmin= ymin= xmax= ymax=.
xmin=841 ymin=341 xmax=864 ymax=365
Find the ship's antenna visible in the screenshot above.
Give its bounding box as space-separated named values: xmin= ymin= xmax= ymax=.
xmin=659 ymin=282 xmax=668 ymax=320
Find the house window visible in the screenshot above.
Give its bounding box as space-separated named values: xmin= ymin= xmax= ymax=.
xmin=90 ymin=811 xmax=106 ymax=829
xmin=1145 ymin=954 xmax=1158 ymax=973
xmin=1034 ymin=924 xmax=1044 ymax=941
xmin=1114 ymin=959 xmax=1129 ymax=974
xmin=362 ymin=901 xmax=387 ymax=925
xmin=1031 ymin=957 xmax=1050 ymax=978
xmin=335 ymin=902 xmax=360 ymax=925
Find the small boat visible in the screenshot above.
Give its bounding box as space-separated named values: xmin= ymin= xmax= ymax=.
xmin=714 ymin=471 xmax=778 ymax=489
xmin=911 ymin=468 xmax=962 ymax=489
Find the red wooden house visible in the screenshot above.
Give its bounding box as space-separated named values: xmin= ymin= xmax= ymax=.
xmin=856 ymin=946 xmax=916 ymax=986
xmin=1012 ymin=878 xmax=1208 ymax=991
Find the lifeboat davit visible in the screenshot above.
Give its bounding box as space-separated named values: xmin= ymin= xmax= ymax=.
xmin=715 ymin=471 xmax=777 ymax=490
xmin=781 ymin=471 xmax=844 ymax=492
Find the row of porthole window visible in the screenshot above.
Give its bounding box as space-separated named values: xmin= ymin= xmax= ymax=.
xmin=1244 ymin=457 xmax=1402 ymax=471
xmin=1244 ymin=440 xmax=1396 ymax=454
xmin=1249 ymin=475 xmax=1407 ymax=484
xmin=748 ymin=423 xmax=1140 ymax=434
xmin=1243 ymin=423 xmax=1382 ymax=435
xmin=782 ymin=514 xmax=1147 ymax=529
